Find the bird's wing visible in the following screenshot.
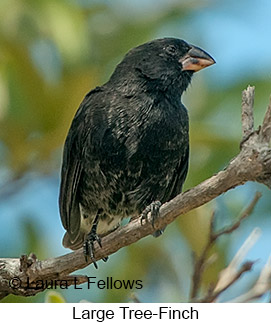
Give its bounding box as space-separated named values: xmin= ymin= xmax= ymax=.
xmin=59 ymin=121 xmax=84 ymax=242
xmin=168 ymin=144 xmax=189 ymax=200
xmin=59 ymin=91 xmax=97 ymax=243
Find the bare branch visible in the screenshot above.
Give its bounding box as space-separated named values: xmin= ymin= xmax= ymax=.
xmin=241 ymin=85 xmax=255 ymax=140
xmin=213 ymin=228 xmax=261 ymax=295
xmin=190 ymin=192 xmax=261 ymax=300
xmin=212 ymin=191 xmax=262 ymax=241
xmin=198 ymin=228 xmax=261 ymax=303
xmin=0 ymin=86 xmax=271 ymax=299
xmin=228 ymin=256 xmax=271 ymax=302
xmin=260 ymin=96 xmax=271 ymax=143
xmin=130 ymin=293 xmax=141 ymax=303
xmin=190 ymin=211 xmax=215 ymax=300
xmin=239 ymin=191 xmax=262 ymax=218
xmin=201 ymin=261 xmax=256 ymax=303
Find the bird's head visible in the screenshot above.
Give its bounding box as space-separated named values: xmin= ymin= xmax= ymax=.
xmin=110 ymin=38 xmax=215 ymax=94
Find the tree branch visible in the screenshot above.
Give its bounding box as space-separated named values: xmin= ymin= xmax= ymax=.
xmin=190 ymin=192 xmax=262 ymax=300
xmin=228 ymin=255 xmax=271 ymax=302
xmin=241 ymin=85 xmax=255 ymax=140
xmin=200 ymin=228 xmax=261 ymax=302
xmin=0 ymin=86 xmax=271 ymax=299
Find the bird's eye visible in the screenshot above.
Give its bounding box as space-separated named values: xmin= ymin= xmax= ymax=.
xmin=165 ymin=45 xmax=177 ymax=55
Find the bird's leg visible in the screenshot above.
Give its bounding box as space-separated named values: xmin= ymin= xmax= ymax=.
xmin=83 ymin=213 xmax=100 ymax=268
xmin=83 ymin=213 xmax=108 ymax=268
xmin=140 ymin=200 xmax=162 ymax=228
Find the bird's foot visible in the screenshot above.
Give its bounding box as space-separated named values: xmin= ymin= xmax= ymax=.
xmin=83 ymin=231 xmax=108 ymax=269
xmin=140 ymin=200 xmax=162 ymax=228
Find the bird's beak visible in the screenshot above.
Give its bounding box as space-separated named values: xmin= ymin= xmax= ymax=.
xmin=180 ymin=46 xmax=215 ymax=72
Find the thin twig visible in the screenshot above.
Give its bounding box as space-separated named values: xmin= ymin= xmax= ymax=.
xmin=197 ymin=228 xmax=261 ymax=302
xmin=130 ymin=293 xmax=141 ymax=303
xmin=190 ymin=212 xmax=215 ymax=300
xmin=190 ymin=192 xmax=261 ymax=300
xmin=212 ymin=191 xmax=262 ymax=241
xmin=200 ymin=261 xmax=255 ymax=303
xmin=213 ymin=228 xmax=261 ymax=295
xmin=228 ymin=256 xmax=271 ymax=302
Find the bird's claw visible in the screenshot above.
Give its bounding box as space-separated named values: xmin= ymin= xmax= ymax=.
xmin=83 ymin=232 xmax=100 ymax=268
xmin=83 ymin=232 xmax=108 ymax=268
xmin=140 ymin=201 xmax=162 ymax=228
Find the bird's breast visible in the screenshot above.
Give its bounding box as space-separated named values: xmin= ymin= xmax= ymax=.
xmin=132 ymin=100 xmax=189 ymax=151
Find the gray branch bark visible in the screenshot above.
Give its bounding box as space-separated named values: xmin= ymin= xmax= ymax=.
xmin=0 ymin=86 xmax=270 ymax=299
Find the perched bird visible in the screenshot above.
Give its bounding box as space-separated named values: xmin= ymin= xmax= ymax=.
xmin=59 ymin=38 xmax=215 ymax=266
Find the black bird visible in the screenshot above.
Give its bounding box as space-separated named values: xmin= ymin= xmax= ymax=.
xmin=59 ymin=38 xmax=215 ymax=266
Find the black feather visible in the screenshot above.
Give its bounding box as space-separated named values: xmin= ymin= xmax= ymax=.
xmin=59 ymin=37 xmax=214 ymax=251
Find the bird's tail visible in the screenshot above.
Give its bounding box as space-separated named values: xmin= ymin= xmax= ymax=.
xmin=62 ymin=231 xmax=85 ymax=250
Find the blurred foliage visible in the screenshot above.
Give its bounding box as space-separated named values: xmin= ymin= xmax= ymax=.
xmin=0 ymin=0 xmax=192 ymax=174
xmin=45 ymin=291 xmax=66 ymax=303
xmin=0 ymin=0 xmax=271 ymax=303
